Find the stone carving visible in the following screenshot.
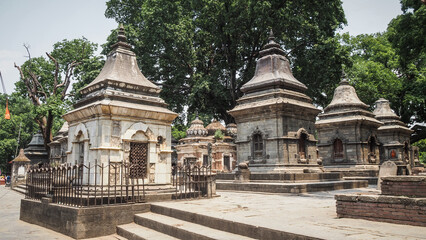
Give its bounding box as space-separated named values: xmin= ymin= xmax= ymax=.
xmin=377 ymin=161 xmax=397 ymax=189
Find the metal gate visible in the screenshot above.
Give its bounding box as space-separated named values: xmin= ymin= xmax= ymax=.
xmin=129 ymin=142 xmax=148 ymax=178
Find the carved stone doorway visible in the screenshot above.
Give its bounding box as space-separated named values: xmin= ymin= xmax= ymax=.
xmin=129 ymin=142 xmax=148 ymax=179
xmin=223 ymin=156 xmax=230 ymax=172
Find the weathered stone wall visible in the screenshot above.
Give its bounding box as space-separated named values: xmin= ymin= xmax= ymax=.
xmin=335 ymin=194 xmax=426 ymax=227
xmin=381 ymin=176 xmax=426 ymax=197
xmin=317 ymin=124 xmax=379 ymax=166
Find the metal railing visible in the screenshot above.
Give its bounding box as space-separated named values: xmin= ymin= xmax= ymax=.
xmin=25 ymin=162 xmax=213 ymax=207
xmin=172 ymin=164 xmax=213 ymax=199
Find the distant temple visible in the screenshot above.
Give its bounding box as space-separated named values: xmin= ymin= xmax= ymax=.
xmin=175 ymin=118 xmax=237 ymax=172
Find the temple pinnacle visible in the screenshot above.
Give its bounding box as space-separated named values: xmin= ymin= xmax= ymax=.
xmin=117 ymin=24 xmax=127 ymax=43
xmin=268 ymin=29 xmax=275 ymax=43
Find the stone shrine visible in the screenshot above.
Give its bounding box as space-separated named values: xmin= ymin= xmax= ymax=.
xmin=176 ymin=118 xmax=237 ymax=172
xmin=228 ymin=31 xmax=322 ymax=173
xmin=63 ymin=25 xmax=178 ymax=184
xmin=24 ymin=132 xmax=48 ymax=165
xmin=316 ymin=79 xmax=383 ymax=169
xmin=11 ymin=149 xmax=31 ymax=187
xmin=373 ymin=98 xmax=415 ymax=173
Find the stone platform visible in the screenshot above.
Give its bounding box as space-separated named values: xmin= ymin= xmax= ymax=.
xmin=335 ymin=176 xmax=426 ymax=227
xmin=216 ymin=172 xmax=368 ymax=193
xmin=3 ymin=186 xmax=426 ymax=239
xmin=217 ymin=179 xmax=368 ymax=193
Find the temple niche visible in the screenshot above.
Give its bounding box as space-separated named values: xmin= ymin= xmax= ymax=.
xmin=228 ymin=31 xmax=322 ymax=173
xmin=62 ymin=25 xmax=177 ymax=184
xmin=316 ymin=79 xmax=383 ymax=169
xmin=175 ymin=118 xmax=237 ymax=172
xmin=373 ymin=98 xmax=415 ymax=172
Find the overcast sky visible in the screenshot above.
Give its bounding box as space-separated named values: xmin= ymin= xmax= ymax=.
xmin=0 ymin=0 xmax=402 ymax=94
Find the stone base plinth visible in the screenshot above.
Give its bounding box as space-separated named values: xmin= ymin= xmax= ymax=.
xmin=381 ymin=176 xmax=426 ymax=197
xmin=335 ymin=194 xmax=426 ymax=227
xmin=20 ymin=199 xmax=150 ymax=239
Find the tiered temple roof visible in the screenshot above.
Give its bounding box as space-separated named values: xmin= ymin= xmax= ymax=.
xmin=64 ymin=24 xmax=177 ymax=123
xmin=316 ymin=80 xmax=382 ymax=127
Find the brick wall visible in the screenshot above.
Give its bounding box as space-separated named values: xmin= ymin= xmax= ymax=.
xmin=335 ymin=195 xmax=426 ymax=227
xmin=381 ymin=176 xmax=426 ymax=197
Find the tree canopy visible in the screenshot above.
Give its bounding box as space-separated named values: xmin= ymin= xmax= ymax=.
xmin=14 ymin=38 xmax=103 ymax=153
xmin=104 ymin=0 xmax=348 ymax=124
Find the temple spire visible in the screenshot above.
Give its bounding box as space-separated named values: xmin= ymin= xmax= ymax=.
xmin=111 ymin=24 xmax=131 ymax=50
xmin=117 ymin=23 xmax=127 ymax=43
xmin=268 ymin=29 xmax=275 ymax=43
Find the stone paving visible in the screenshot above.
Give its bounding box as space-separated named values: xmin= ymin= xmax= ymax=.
xmin=1 ymin=185 xmax=425 ymax=239
xmin=154 ymin=187 xmax=426 ymax=240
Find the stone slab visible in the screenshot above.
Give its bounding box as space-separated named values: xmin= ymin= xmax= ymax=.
xmin=378 ymin=161 xmax=397 ymax=189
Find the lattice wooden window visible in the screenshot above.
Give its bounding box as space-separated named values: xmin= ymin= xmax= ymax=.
xmin=129 ymin=142 xmax=148 ymax=178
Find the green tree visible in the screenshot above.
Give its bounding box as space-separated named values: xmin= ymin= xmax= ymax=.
xmin=386 ymin=0 xmax=425 ymax=123
xmin=342 ymin=33 xmax=404 ymax=115
xmin=104 ymin=0 xmax=348 ymax=123
xmin=0 ymin=94 xmax=38 ymax=174
xmin=14 ymin=38 xmax=103 ymax=155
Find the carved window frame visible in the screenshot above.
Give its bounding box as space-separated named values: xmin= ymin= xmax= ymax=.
xmin=250 ymin=128 xmax=266 ymax=161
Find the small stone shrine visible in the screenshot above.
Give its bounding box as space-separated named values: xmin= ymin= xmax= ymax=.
xmin=24 ymin=132 xmax=48 ymax=165
xmin=316 ymin=79 xmax=383 ymax=169
xmin=176 ymin=118 xmax=237 ymax=172
xmin=228 ymin=31 xmax=321 ymax=173
xmin=373 ymin=98 xmax=414 ymax=172
xmin=48 ymin=122 xmax=69 ymax=164
xmin=11 ymin=149 xmax=31 ymax=187
xmin=63 ymin=25 xmax=178 ymax=184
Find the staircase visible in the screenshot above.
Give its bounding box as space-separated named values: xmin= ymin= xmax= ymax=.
xmin=117 ymin=205 xmax=318 ymax=240
xmin=12 ymin=184 xmax=27 ymax=195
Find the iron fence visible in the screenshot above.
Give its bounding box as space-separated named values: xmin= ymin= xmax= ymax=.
xmin=172 ymin=164 xmax=213 ymax=199
xmin=25 ymin=162 xmax=213 ymax=207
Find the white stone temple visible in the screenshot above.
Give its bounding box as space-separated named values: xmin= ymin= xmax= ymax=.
xmin=63 ymin=25 xmax=177 ymax=184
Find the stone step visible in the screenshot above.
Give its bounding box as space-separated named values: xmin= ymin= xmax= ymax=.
xmin=133 ymin=212 xmax=256 ymax=240
xmin=216 ymin=180 xmax=368 ymax=193
xmin=117 ymin=223 xmax=179 ymax=240
xmin=12 ymin=184 xmax=27 ymax=195
xmin=150 ymin=204 xmax=318 ymax=240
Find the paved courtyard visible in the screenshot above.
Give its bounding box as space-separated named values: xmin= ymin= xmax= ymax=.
xmin=1 ymin=185 xmax=425 ymax=239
